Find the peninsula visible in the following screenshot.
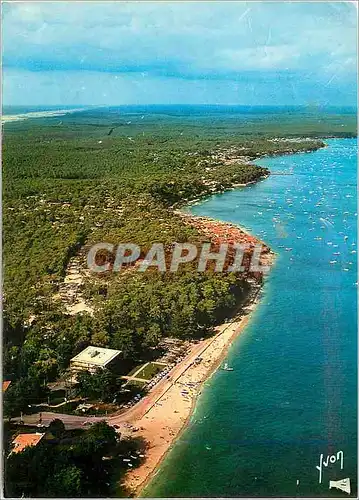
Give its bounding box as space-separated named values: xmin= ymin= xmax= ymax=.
xmin=3 ymin=108 xmax=353 ymax=497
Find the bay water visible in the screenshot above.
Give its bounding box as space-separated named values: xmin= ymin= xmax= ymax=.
xmin=143 ymin=138 xmax=357 ymax=497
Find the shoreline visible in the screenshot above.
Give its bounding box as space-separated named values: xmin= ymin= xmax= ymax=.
xmin=118 ymin=210 xmax=275 ymax=496
xmin=121 ymin=142 xmax=321 ymax=495
xmin=7 ymin=138 xmax=323 ymax=495
xmin=1 ymin=107 xmax=88 ymax=123
xmin=122 ymin=285 xmax=269 ymax=497
xmin=135 ymin=285 xmax=266 ymax=498
xmin=173 ymin=139 xmax=327 ymax=213
xmin=174 ymin=209 xmax=268 ymax=245
xmin=173 ymin=173 xmax=270 ymax=213
xmin=120 ymin=145 xmax=302 ymax=496
xmin=131 ymin=137 xmax=356 ymax=497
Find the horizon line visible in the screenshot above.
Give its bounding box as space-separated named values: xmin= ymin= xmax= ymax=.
xmin=3 ymin=103 xmax=358 ymax=109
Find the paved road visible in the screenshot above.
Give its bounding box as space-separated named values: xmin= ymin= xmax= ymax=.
xmin=13 ymin=339 xmax=210 ymax=430
xmin=13 ymin=313 xmax=244 ymax=432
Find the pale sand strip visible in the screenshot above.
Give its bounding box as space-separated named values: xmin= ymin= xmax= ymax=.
xmin=1 ymin=108 xmax=87 ymax=123
xmin=119 ymin=291 xmax=264 ymax=496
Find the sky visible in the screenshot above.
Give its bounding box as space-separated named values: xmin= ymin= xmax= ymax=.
xmin=2 ymin=1 xmax=358 ymax=106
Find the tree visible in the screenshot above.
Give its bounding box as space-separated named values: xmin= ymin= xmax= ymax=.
xmin=76 ymin=370 xmax=96 ymax=399
xmin=73 ymin=421 xmax=118 ymax=468
xmin=111 ymin=328 xmax=137 ymax=359
xmin=97 ymin=369 xmax=120 ymax=402
xmin=84 ymin=421 xmax=118 ymax=454
xmin=48 ymin=418 xmax=66 ymax=439
xmin=47 ymin=465 xmax=83 ymax=497
xmin=3 ymin=375 xmax=48 ymax=418
xmin=91 ymin=330 xmax=109 ymax=346
xmin=5 ymin=421 xmax=120 ymax=497
xmin=76 ymin=369 xmax=120 ymax=402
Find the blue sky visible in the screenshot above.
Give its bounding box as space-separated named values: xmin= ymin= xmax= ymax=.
xmin=2 ymin=1 xmax=357 ymax=106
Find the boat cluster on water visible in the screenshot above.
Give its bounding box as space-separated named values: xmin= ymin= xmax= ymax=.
xmin=245 ymin=158 xmax=357 ymax=279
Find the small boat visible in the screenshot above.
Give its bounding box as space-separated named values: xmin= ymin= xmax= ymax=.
xmin=333 ymin=252 xmax=341 ymax=255
xmin=330 ymin=260 xmax=337 ymax=264
xmin=222 ymin=362 xmax=234 ymax=371
xmin=285 ymin=248 xmax=293 ymax=251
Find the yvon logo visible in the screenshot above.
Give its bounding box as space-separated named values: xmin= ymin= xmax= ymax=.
xmin=316 ymin=450 xmax=344 ymax=484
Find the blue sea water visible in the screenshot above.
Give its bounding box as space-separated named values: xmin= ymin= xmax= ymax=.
xmin=143 ymin=138 xmax=357 ymax=497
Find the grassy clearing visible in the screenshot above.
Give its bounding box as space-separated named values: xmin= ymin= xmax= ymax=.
xmin=136 ymin=362 xmax=164 ymax=380
xmin=126 ymin=364 xmax=145 ymax=377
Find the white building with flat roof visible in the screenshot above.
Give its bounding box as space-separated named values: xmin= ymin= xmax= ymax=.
xmin=70 ymin=346 xmax=122 ymax=374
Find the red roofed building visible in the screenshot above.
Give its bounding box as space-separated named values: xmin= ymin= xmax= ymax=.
xmin=11 ymin=433 xmax=45 ymax=454
xmin=2 ymin=381 xmax=11 ymax=393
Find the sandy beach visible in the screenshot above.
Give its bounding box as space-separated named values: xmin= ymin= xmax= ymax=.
xmin=10 ymin=292 xmax=270 ymax=495
xmin=116 ymin=283 xmax=270 ymax=495
xmin=114 ymin=212 xmax=276 ymax=495
xmin=1 ymin=107 xmax=87 ymax=123
xmin=11 ymin=213 xmax=275 ymax=496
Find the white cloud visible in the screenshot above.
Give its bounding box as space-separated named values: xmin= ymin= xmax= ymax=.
xmin=2 ymin=2 xmax=357 ymax=106
xmin=3 ymin=1 xmax=357 ymax=76
xmin=215 ymin=45 xmax=300 ymax=71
